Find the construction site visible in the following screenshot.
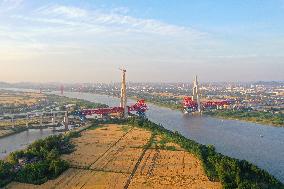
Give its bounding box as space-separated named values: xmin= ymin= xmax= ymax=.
xmin=3 ymin=70 xmax=225 ymax=189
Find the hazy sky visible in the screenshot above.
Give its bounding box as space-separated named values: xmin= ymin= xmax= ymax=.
xmin=0 ymin=0 xmax=284 ymax=83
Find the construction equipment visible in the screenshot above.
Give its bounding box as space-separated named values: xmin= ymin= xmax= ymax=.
xmin=79 ymin=99 xmax=148 ymax=119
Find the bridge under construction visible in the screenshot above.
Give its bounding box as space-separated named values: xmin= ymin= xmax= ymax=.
xmin=5 ymin=72 xmax=236 ymax=130
xmin=183 ymin=76 xmax=234 ymax=114
xmin=80 ymin=68 xmax=148 ymax=118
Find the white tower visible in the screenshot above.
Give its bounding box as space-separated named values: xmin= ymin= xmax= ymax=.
xmin=120 ymin=68 xmax=128 ymax=118
xmin=193 ymin=75 xmax=201 ymax=112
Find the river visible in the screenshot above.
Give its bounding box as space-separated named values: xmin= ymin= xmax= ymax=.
xmin=0 ymin=89 xmax=283 ymax=182
xmin=61 ymin=91 xmax=284 ymax=182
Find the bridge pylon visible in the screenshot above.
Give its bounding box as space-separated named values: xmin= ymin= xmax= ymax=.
xmin=64 ymin=111 xmax=69 ymax=130
xmin=26 ymin=114 xmax=29 ymax=127
xmin=192 ymin=75 xmax=201 ymax=113
xmin=40 ymin=114 xmax=43 ymax=128
xmin=11 ymin=116 xmax=15 ymax=128
xmin=120 ymin=68 xmax=128 ymax=118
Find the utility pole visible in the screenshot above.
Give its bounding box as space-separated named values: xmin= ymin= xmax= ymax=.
xmin=26 ymin=114 xmax=29 ymax=127
xmin=120 ymin=68 xmax=128 ymax=118
xmin=40 ymin=114 xmax=43 ymax=127
xmin=11 ymin=116 xmax=15 ymax=128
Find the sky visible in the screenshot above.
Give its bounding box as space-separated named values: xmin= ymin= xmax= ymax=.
xmin=0 ymin=0 xmax=284 ymax=83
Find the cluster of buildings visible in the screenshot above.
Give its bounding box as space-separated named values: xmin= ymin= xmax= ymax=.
xmin=1 ymin=80 xmax=283 ymax=114
xmin=74 ymin=81 xmax=284 ymax=114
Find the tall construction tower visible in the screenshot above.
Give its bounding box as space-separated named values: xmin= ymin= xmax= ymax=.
xmin=120 ymin=68 xmax=128 ymax=118
xmin=192 ymin=75 xmax=201 ymax=112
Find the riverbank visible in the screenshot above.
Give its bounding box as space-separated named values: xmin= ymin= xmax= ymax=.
xmin=0 ymin=127 xmax=27 ymax=139
xmin=205 ymin=110 xmax=284 ymax=127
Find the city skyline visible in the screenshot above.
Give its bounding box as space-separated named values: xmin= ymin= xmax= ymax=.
xmin=0 ymin=0 xmax=284 ymax=83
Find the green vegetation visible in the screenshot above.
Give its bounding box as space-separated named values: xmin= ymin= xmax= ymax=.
xmin=120 ymin=125 xmax=131 ymax=132
xmin=205 ymin=110 xmax=284 ymax=127
xmin=151 ymin=134 xmax=177 ymax=151
xmin=0 ymin=160 xmax=14 ymax=187
xmin=0 ymin=133 xmax=76 ymax=187
xmin=94 ymin=117 xmax=284 ymax=189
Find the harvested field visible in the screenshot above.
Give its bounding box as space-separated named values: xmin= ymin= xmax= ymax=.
xmin=0 ymin=92 xmax=46 ymax=106
xmin=128 ymin=149 xmax=221 ymax=189
xmin=61 ymin=124 xmax=133 ymax=168
xmin=91 ymin=146 xmax=144 ymax=173
xmin=118 ymin=127 xmax=152 ymax=148
xmin=0 ymin=119 xmax=29 ymax=127
xmin=6 ymin=168 xmax=129 ymax=189
xmin=7 ymin=124 xmax=221 ymax=189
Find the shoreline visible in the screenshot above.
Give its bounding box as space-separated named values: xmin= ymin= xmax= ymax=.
xmin=0 ymin=127 xmax=28 ymax=139
xmin=205 ymin=114 xmax=283 ymax=127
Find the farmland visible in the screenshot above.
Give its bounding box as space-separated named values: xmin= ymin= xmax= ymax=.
xmin=0 ymin=91 xmax=46 ymax=107
xmin=6 ymin=124 xmax=221 ymax=189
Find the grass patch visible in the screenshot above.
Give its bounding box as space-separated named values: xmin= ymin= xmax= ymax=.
xmin=120 ymin=125 xmax=131 ymax=133
xmin=87 ymin=124 xmax=104 ymax=130
xmin=164 ymin=146 xmax=177 ymax=151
